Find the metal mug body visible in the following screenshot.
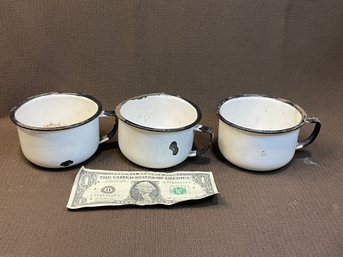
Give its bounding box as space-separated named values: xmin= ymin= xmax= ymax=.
xmin=218 ymin=120 xmax=300 ymax=171
xmin=10 ymin=92 xmax=116 ymax=168
xmin=118 ymin=120 xmax=195 ymax=169
xmin=115 ymin=93 xmax=214 ymax=169
xmin=17 ymin=118 xmax=100 ymax=168
xmin=217 ymin=95 xmax=321 ymax=171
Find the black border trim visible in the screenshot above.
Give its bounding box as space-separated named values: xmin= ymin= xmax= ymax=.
xmin=216 ymin=94 xmax=307 ymax=134
xmin=10 ymin=92 xmax=102 ymax=131
xmin=115 ymin=93 xmax=202 ymax=132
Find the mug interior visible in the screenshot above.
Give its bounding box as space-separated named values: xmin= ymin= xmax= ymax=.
xmin=218 ymin=96 xmax=305 ymax=132
xmin=13 ymin=93 xmax=101 ymax=129
xmin=117 ymin=94 xmax=200 ymax=131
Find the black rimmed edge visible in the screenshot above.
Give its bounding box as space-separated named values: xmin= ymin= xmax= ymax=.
xmin=115 ymin=93 xmax=202 ymax=132
xmin=216 ymin=94 xmax=307 ymax=134
xmin=10 ymin=92 xmax=102 ymax=131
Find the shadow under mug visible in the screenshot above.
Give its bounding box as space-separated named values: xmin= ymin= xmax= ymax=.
xmin=217 ymin=94 xmax=321 ymax=171
xmin=10 ymin=92 xmax=117 ymax=168
xmin=115 ymin=93 xmax=214 ymax=169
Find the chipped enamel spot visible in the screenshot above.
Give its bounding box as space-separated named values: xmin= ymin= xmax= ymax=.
xmin=60 ymin=160 xmax=74 ymax=167
xmin=169 ymin=141 xmax=179 ymax=155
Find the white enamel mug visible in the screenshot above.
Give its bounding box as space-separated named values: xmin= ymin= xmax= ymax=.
xmin=217 ymin=95 xmax=321 ymax=171
xmin=10 ymin=92 xmax=117 ymax=168
xmin=115 ymin=93 xmax=214 ymax=169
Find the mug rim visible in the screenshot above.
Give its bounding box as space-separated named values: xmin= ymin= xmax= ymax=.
xmin=115 ymin=93 xmax=202 ymax=132
xmin=10 ymin=92 xmax=103 ymax=131
xmin=216 ymin=94 xmax=307 ymax=134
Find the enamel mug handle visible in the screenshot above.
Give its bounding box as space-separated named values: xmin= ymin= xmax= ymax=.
xmin=296 ymin=117 xmax=321 ymax=150
xmin=99 ymin=111 xmax=118 ymax=144
xmin=189 ymin=124 xmax=214 ymax=157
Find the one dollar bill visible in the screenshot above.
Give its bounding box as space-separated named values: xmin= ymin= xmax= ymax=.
xmin=67 ymin=167 xmax=219 ymax=209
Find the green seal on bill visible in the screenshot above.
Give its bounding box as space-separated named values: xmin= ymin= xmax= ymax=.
xmin=171 ymin=186 xmax=187 ymax=195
